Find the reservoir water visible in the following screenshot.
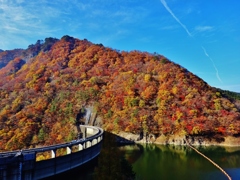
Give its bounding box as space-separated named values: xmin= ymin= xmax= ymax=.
xmin=120 ymin=144 xmax=240 ymax=180
xmin=46 ymin=140 xmax=240 ymax=180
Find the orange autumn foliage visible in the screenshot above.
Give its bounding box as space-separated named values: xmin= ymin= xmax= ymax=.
xmin=0 ymin=35 xmax=240 ymax=151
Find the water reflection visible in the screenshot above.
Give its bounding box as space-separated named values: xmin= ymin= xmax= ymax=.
xmin=44 ymin=132 xmax=135 ymax=180
xmin=94 ymin=132 xmax=135 ymax=180
xmin=120 ymin=144 xmax=240 ymax=180
xmin=42 ymin=134 xmax=240 ymax=180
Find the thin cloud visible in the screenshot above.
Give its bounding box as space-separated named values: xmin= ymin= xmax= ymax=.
xmin=201 ymin=46 xmax=222 ymax=83
xmin=160 ymin=0 xmax=192 ymax=37
xmin=0 ymin=0 xmax=71 ymax=49
xmin=160 ymin=0 xmax=222 ymax=83
xmin=195 ymin=26 xmax=213 ymax=32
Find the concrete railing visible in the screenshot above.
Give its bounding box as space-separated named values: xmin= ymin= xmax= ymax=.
xmin=0 ymin=125 xmax=104 ymax=180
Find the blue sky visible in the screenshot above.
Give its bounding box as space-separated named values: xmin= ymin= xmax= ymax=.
xmin=0 ymin=0 xmax=240 ymax=92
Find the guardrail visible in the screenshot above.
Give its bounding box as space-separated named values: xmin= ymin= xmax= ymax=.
xmin=0 ymin=125 xmax=104 ymax=180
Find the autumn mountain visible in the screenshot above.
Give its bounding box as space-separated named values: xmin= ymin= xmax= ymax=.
xmin=0 ymin=35 xmax=239 ymax=151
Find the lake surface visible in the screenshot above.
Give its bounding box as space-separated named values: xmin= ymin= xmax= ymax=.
xmin=46 ymin=142 xmax=240 ymax=180
xmin=120 ymin=144 xmax=240 ymax=180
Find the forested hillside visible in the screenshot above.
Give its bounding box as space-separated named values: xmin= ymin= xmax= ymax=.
xmin=0 ymin=36 xmax=239 ymax=151
xmin=0 ymin=49 xmax=24 ymax=69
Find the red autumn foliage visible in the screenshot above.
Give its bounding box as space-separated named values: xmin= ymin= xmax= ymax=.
xmin=0 ymin=36 xmax=240 ymax=151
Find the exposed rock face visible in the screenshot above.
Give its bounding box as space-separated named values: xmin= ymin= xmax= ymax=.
xmin=115 ymin=131 xmax=240 ymax=147
xmin=76 ymin=106 xmax=103 ymax=127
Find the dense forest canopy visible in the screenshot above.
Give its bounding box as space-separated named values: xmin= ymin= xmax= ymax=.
xmin=0 ymin=36 xmax=240 ymax=151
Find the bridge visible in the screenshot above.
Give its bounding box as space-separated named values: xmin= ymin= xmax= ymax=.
xmin=0 ymin=125 xmax=104 ymax=180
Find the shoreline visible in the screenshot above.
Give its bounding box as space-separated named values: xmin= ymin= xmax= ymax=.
xmin=114 ymin=131 xmax=240 ymax=147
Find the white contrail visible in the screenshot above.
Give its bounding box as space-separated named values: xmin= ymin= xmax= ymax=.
xmin=160 ymin=0 xmax=222 ymax=83
xmin=160 ymin=0 xmax=192 ymax=37
xmin=201 ymin=46 xmax=222 ymax=83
